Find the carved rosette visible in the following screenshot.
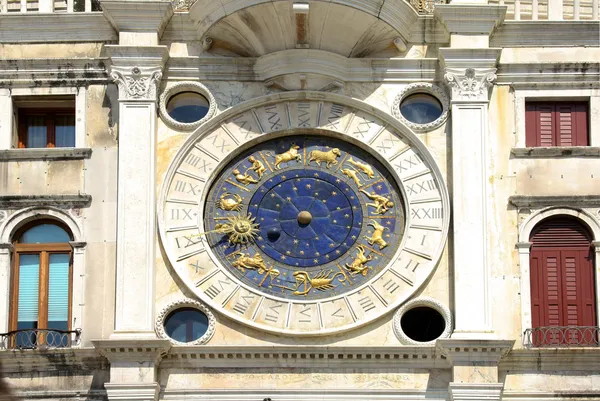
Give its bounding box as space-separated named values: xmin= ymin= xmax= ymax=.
xmin=444 ymin=68 xmax=497 ymax=102
xmin=111 ymin=66 xmax=163 ymax=101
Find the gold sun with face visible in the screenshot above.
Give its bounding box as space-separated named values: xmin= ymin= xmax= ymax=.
xmin=214 ymin=213 xmax=260 ymax=245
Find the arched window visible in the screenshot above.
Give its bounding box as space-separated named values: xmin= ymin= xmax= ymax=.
xmin=10 ymin=221 xmax=73 ymax=348
xmin=529 ymin=216 xmax=597 ymax=345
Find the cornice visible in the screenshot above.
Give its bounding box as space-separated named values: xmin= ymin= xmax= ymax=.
xmin=0 ymin=13 xmax=116 ymax=44
xmin=0 ymin=59 xmax=109 ymax=88
xmin=491 ymin=21 xmax=600 ymax=48
xmin=436 ymin=339 xmax=515 ymax=364
xmin=434 ymin=4 xmax=507 ymax=35
xmin=100 ymin=0 xmax=174 ymax=38
xmin=509 ymin=195 xmax=600 ymax=208
xmin=92 ymin=339 xmax=171 ymax=364
xmin=0 ymin=148 xmax=92 ymax=161
xmin=501 ymin=348 xmax=600 ymax=372
xmin=0 ymin=348 xmax=107 ymax=374
xmin=439 ymin=48 xmax=502 ymax=70
xmin=497 ymin=63 xmax=600 ymax=87
xmin=165 ymin=53 xmax=439 ymax=82
xmin=510 ymin=147 xmax=600 ymax=158
xmin=160 ymin=345 xmax=451 ymax=369
xmin=0 ymin=194 xmax=92 ymax=209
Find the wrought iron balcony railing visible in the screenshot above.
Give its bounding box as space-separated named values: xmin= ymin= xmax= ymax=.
xmin=0 ymin=328 xmax=81 ymax=350
xmin=523 ymin=326 xmax=600 ymax=347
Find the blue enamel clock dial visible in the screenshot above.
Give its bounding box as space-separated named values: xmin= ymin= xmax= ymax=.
xmin=204 ymin=136 xmax=405 ymax=300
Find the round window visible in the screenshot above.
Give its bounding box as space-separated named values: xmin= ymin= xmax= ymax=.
xmin=399 ymin=93 xmax=443 ymax=125
xmin=166 ymin=92 xmax=210 ymax=124
xmin=164 ymin=307 xmax=209 ymax=343
xmin=400 ymin=306 xmax=446 ymax=343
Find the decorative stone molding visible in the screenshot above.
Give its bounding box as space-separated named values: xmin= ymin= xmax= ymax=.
xmin=510 ymin=147 xmax=600 ymax=158
xmin=436 ymin=339 xmax=515 ymax=364
xmin=0 ymin=211 xmax=7 ymax=225
xmin=393 ymin=297 xmax=453 ymax=345
xmin=155 ymin=299 xmax=216 ymax=345
xmin=161 ymin=345 xmax=451 ymax=369
xmin=171 ymin=0 xmax=197 ymax=12
xmin=111 ymin=66 xmax=162 ymax=102
xmin=434 ymin=4 xmax=507 ymax=35
xmin=0 ymin=148 xmax=92 ymax=161
xmin=93 ymin=339 xmax=172 ymax=365
xmin=444 ymin=68 xmax=497 ymax=101
xmin=104 ymin=383 xmax=161 ymax=401
xmin=0 ymin=59 xmax=108 ymax=88
xmin=0 ymin=195 xmax=92 ymax=209
xmin=158 ymin=81 xmax=216 ymax=131
xmin=391 ymin=83 xmax=450 ymax=132
xmin=510 ymin=196 xmax=600 ymax=209
xmin=0 ymin=206 xmax=84 ymax=243
xmin=449 ymin=383 xmax=504 ymax=401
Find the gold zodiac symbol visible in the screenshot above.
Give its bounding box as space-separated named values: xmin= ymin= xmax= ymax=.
xmin=292 ymin=270 xmax=346 ymax=296
xmin=307 ymin=148 xmax=341 ymax=168
xmin=345 ymin=245 xmax=373 ymax=276
xmin=232 ymin=251 xmax=268 ymax=274
xmin=232 ymin=169 xmax=259 ymax=186
xmin=346 ymin=157 xmax=375 ymax=179
xmin=193 ymin=213 xmax=260 ymax=245
xmin=360 ymin=189 xmax=394 ymax=215
xmin=217 ymin=192 xmax=243 ymax=212
xmin=265 ymin=144 xmax=302 ymax=170
xmin=341 ymin=168 xmax=362 ymax=186
xmin=364 ymin=220 xmax=388 ymax=250
xmin=247 ymin=156 xmax=266 ymax=179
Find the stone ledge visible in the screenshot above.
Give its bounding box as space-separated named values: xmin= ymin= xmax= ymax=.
xmin=0 ymin=348 xmax=107 ymax=374
xmin=0 ymin=194 xmax=92 ymax=209
xmin=0 ymin=148 xmax=92 ymax=161
xmin=161 ymin=345 xmax=450 ymax=369
xmin=510 ymin=147 xmax=600 ymax=158
xmin=492 ymin=21 xmax=600 ymax=48
xmin=509 ymin=195 xmax=600 ymax=208
xmin=501 ymin=348 xmax=600 ymax=371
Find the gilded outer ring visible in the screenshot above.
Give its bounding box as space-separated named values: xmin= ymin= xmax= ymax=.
xmin=158 ymin=91 xmax=451 ymax=336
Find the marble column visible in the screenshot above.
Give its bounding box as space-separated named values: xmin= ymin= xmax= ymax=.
xmin=106 ymin=46 xmax=168 ymax=339
xmin=0 ymin=89 xmax=12 ymax=150
xmin=444 ymin=66 xmax=497 ymax=338
xmin=0 ymin=243 xmax=12 ymax=334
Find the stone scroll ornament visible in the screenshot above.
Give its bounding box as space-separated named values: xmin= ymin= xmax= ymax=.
xmin=111 ymin=66 xmax=162 ymax=101
xmin=158 ymin=95 xmax=450 ymax=336
xmin=444 ymin=68 xmax=497 ymax=101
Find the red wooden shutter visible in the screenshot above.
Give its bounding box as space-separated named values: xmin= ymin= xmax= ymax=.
xmin=529 ymin=218 xmax=596 ymax=344
xmin=525 ymin=102 xmax=589 ymax=147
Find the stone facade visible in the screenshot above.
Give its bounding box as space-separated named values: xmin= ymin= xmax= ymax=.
xmin=0 ymin=0 xmax=599 ymax=400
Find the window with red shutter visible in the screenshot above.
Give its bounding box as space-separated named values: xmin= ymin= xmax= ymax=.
xmin=529 ymin=217 xmax=596 ymax=346
xmin=525 ymin=102 xmax=589 ymax=147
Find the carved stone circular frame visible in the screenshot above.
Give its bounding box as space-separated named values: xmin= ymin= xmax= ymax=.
xmin=155 ymin=298 xmax=216 ymax=345
xmin=159 ymin=81 xmax=217 ymax=131
xmin=392 ymin=83 xmax=450 ymax=133
xmin=393 ymin=296 xmax=453 ymax=346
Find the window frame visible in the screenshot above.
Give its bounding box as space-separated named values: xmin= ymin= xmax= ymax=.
xmin=525 ymin=101 xmax=589 ymax=147
xmin=17 ymin=108 xmax=76 ymax=149
xmin=9 ymin=220 xmax=74 ymax=334
xmin=514 ymin=89 xmax=600 ymax=149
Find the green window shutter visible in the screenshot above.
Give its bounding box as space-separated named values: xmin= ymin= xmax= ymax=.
xmin=48 ymin=254 xmax=70 ymax=331
xmin=17 ymin=254 xmax=40 ymax=330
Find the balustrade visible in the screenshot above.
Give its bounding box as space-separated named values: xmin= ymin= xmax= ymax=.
xmin=0 ymin=328 xmax=81 ymax=350
xmin=524 ymin=326 xmax=600 ymax=347
xmin=0 ymin=0 xmax=100 ymax=13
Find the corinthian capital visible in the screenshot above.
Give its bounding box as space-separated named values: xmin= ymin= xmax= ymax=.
xmin=444 ymin=68 xmax=497 ymax=101
xmin=111 ymin=66 xmax=163 ymax=101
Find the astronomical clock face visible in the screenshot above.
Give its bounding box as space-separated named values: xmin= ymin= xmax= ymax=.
xmin=159 ymin=96 xmax=449 ymax=335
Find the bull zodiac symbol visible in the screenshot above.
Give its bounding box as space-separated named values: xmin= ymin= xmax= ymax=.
xmin=345 ymin=245 xmax=373 ymax=276
xmin=364 ymin=219 xmax=388 ymax=250
xmin=265 ymin=144 xmax=302 ymax=169
xmin=307 ymin=148 xmax=341 ymax=168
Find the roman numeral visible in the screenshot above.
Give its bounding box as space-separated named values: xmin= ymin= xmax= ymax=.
xmin=207 ymin=134 xmax=229 ymax=154
xmin=171 ymin=208 xmax=194 ymax=220
xmin=411 ymin=208 xmax=443 ymax=219
xmin=189 ymin=260 xmax=204 ymax=273
xmin=406 ymin=179 xmax=436 ymax=196
xmin=358 ymin=296 xmax=376 ymax=312
xmin=185 ymin=154 xmax=212 ymax=173
xmin=174 ymin=180 xmax=200 ymax=195
xmin=331 ymin=308 xmax=344 ymax=318
xmin=394 ymin=154 xmax=422 ymax=172
xmin=265 ymin=105 xmax=282 ymax=130
xmin=298 ymin=306 xmax=312 ymax=323
xmin=175 ymin=235 xmax=203 ymax=249
xmin=353 ymin=118 xmax=376 ymax=138
xmin=232 ymin=294 xmax=254 ymax=314
xmin=204 ymin=278 xmax=231 ymax=299
xmin=264 ymin=303 xmax=283 ymax=323
xmin=326 ymin=104 xmax=344 ymax=130
xmin=404 ymin=259 xmax=420 ymax=272
xmin=233 ymin=116 xmax=253 ymax=139
xmin=383 ymin=279 xmax=400 ymax=294
xmin=297 ymin=102 xmax=311 ymax=127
